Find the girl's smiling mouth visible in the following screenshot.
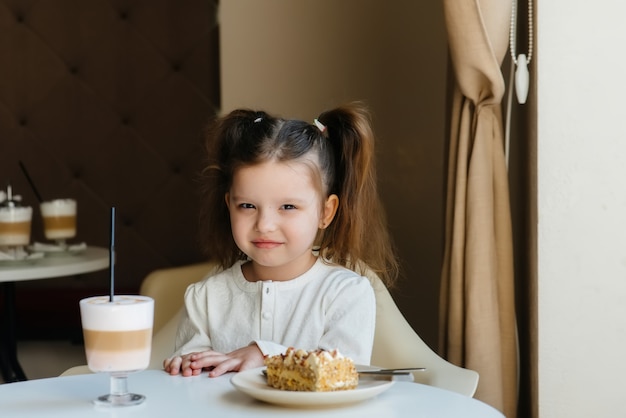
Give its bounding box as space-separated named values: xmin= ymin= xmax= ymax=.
xmin=252 ymin=239 xmax=282 ymax=249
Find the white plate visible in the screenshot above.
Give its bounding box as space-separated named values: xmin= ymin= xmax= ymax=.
xmin=230 ymin=366 xmax=394 ymax=407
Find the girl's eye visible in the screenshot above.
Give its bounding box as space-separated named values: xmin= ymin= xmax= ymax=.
xmin=239 ymin=203 xmax=255 ymax=209
xmin=281 ymin=204 xmax=297 ymax=210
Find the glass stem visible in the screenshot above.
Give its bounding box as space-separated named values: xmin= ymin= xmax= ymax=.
xmin=110 ymin=374 xmax=129 ymax=397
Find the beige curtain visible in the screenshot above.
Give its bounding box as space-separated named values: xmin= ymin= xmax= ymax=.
xmin=439 ymin=1 xmax=518 ymax=417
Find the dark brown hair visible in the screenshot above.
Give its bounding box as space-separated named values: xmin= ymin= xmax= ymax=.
xmin=198 ymin=102 xmax=398 ymax=286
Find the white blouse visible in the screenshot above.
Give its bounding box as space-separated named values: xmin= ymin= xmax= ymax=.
xmin=173 ymin=258 xmax=376 ymax=364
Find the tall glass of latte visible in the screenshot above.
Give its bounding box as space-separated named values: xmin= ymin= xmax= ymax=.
xmin=80 ymin=295 xmax=154 ymax=407
xmin=40 ymin=198 xmax=77 ymax=247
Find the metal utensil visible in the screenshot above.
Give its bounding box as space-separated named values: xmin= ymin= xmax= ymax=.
xmin=357 ymin=367 xmax=426 ymax=376
xmin=262 ymin=367 xmax=426 ymax=377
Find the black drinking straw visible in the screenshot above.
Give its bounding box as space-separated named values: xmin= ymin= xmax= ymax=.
xmin=109 ymin=207 xmax=116 ymax=302
xmin=18 ymin=161 xmax=43 ymax=203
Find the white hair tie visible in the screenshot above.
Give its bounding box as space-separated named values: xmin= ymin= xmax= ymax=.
xmin=313 ymin=118 xmax=326 ymax=133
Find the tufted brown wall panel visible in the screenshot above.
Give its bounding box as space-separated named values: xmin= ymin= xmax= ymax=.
xmin=0 ymin=0 xmax=220 ymax=335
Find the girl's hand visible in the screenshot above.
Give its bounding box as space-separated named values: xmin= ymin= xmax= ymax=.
xmin=163 ymin=352 xmax=204 ymax=377
xmin=188 ymin=344 xmax=265 ymax=378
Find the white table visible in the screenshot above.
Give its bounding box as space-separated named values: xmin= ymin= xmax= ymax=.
xmin=0 ymin=369 xmax=504 ymax=418
xmin=0 ymin=247 xmax=110 ymax=382
xmin=0 ymin=246 xmax=110 ymax=282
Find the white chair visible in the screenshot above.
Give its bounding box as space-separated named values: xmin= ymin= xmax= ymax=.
xmin=61 ymin=262 xmax=479 ymax=397
xmin=139 ymin=262 xmax=220 ymax=369
xmin=365 ymin=270 xmax=478 ymax=396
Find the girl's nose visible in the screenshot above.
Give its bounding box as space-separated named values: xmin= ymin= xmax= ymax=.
xmin=255 ymin=209 xmax=277 ymax=232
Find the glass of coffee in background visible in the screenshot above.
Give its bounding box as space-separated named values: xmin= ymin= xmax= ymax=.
xmin=79 ymin=295 xmax=154 ymax=407
xmin=40 ymin=198 xmax=76 ymax=247
xmin=0 ymin=205 xmax=33 ymax=251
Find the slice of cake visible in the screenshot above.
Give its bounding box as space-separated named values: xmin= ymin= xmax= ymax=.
xmin=264 ymin=347 xmax=358 ymax=392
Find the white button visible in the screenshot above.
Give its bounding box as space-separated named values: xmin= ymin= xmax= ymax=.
xmin=262 ymin=312 xmax=271 ymax=320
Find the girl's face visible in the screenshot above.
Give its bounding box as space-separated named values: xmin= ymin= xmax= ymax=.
xmin=226 ymin=160 xmax=338 ymax=282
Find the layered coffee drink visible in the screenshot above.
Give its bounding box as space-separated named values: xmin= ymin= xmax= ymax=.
xmin=0 ymin=206 xmax=33 ymax=247
xmin=80 ymin=296 xmax=154 ymax=373
xmin=40 ymin=199 xmax=77 ymax=241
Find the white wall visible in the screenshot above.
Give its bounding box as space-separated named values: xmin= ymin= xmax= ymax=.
xmin=537 ymin=2 xmax=626 ymax=416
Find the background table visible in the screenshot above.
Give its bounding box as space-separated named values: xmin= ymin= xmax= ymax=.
xmin=0 ymin=369 xmax=504 ymax=418
xmin=0 ymin=247 xmax=109 ymax=382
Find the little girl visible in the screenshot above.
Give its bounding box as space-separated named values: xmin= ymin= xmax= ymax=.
xmin=164 ymin=102 xmax=398 ymax=377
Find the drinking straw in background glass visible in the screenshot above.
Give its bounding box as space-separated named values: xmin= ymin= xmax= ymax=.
xmin=109 ymin=207 xmax=116 ymax=302
xmin=18 ymin=161 xmax=43 ymax=203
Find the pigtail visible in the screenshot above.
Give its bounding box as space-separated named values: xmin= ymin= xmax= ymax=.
xmin=317 ymin=102 xmax=399 ymax=286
